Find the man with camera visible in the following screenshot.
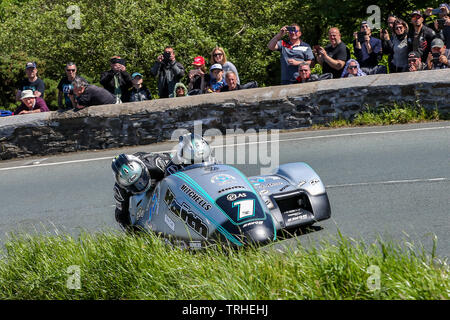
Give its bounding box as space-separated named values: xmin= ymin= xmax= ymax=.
xmin=268 ymin=24 xmax=314 ymax=84
xmin=407 ymin=51 xmax=427 ymax=72
xmin=100 ymin=56 xmax=133 ymax=103
xmin=353 ymin=21 xmax=386 ymax=75
xmin=426 ymin=38 xmax=450 ymax=69
xmin=150 ymin=46 xmax=185 ymax=99
xmin=314 ymin=27 xmax=349 ymax=79
xmin=424 ymin=4 xmax=450 ymax=48
xmin=424 ymin=4 xmax=449 ymax=41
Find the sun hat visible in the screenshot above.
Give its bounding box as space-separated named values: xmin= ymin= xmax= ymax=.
xmin=20 ymin=90 xmax=36 ymax=100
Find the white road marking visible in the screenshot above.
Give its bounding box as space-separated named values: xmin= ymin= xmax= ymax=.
xmin=0 ymin=157 xmax=114 ymax=171
xmin=326 ymin=178 xmax=448 ymax=188
xmin=223 ymin=125 xmax=450 ymax=148
xmin=1 ymin=125 xmax=449 ymax=172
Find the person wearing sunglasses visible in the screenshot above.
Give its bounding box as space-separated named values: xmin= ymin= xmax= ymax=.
xmin=381 ymin=19 xmax=410 ymax=73
xmin=353 ymin=21 xmax=386 ymax=75
xmin=268 ymin=23 xmax=314 ymax=84
xmin=408 ymin=10 xmax=436 ymax=61
xmin=386 ymin=15 xmax=398 ymax=35
xmin=150 ymin=47 xmax=185 ymax=99
xmin=407 ymin=51 xmax=427 ymax=72
xmin=295 ymin=62 xmax=332 ymax=83
xmin=424 ymin=4 xmax=449 ymax=38
xmin=210 ymin=47 xmax=240 ymax=86
xmin=57 ymin=62 xmax=78 ymax=110
xmin=341 ymin=59 xmax=367 ymax=78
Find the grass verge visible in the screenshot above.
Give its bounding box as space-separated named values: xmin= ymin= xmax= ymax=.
xmin=0 ymin=231 xmax=448 ymax=300
xmin=315 ymin=103 xmax=444 ymax=129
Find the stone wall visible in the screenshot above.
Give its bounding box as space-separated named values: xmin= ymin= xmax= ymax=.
xmin=1 ymin=69 xmax=449 ymax=160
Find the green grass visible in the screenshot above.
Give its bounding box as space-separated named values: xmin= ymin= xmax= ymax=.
xmin=322 ymin=103 xmax=443 ymax=129
xmin=0 ymin=231 xmax=448 ymax=300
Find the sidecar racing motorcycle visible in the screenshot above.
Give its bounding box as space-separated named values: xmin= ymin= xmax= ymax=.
xmin=124 ymin=160 xmax=331 ymax=249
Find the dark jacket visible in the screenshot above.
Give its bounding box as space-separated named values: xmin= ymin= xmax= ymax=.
xmin=14 ymin=97 xmax=49 ymax=114
xmin=294 ymin=73 xmax=333 ymax=83
xmin=220 ymin=84 xmax=242 ymax=92
xmin=188 ymin=70 xmax=210 ymax=93
xmin=382 ymin=33 xmax=410 ymax=72
xmin=113 ymin=152 xmax=171 ymax=230
xmin=221 ymin=81 xmax=259 ymax=91
xmin=76 ymin=85 xmax=116 ymax=107
xmin=127 ymin=85 xmax=152 ymax=102
xmin=353 ymin=37 xmax=383 ymax=69
xmin=150 ymin=60 xmax=185 ymax=98
xmin=408 ymin=25 xmax=436 ymax=61
xmin=100 ymin=70 xmax=133 ymax=102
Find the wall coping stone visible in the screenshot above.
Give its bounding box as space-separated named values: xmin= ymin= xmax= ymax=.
xmin=1 ymin=69 xmax=449 ymax=160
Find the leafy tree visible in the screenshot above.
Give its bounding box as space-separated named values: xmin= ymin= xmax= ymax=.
xmin=0 ymin=0 xmax=440 ymax=111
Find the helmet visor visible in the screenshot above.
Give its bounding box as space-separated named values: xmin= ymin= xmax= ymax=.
xmin=125 ymin=169 xmax=150 ymax=194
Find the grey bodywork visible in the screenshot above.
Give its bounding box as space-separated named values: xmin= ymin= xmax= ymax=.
xmin=128 ymin=162 xmax=331 ymax=247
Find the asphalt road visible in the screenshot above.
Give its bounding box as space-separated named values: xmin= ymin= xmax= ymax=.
xmin=0 ymin=122 xmax=449 ymax=257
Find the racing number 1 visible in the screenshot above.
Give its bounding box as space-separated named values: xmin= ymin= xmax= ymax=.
xmin=233 ymin=199 xmax=255 ymax=220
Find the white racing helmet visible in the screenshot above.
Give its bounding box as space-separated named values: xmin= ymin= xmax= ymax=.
xmin=111 ymin=154 xmax=151 ymax=194
xmin=173 ymin=133 xmax=212 ymax=165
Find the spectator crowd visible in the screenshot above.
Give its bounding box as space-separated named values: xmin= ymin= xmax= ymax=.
xmin=2 ymin=5 xmax=449 ymax=116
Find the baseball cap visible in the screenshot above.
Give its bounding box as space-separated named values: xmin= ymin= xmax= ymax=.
xmin=210 ymin=63 xmax=223 ymax=71
xmin=431 ymin=38 xmax=445 ymax=48
xmin=408 ymin=51 xmax=421 ymax=59
xmin=110 ymin=56 xmax=126 ymax=66
xmin=439 ymin=4 xmax=449 ymax=10
xmin=360 ymin=20 xmax=368 ymax=26
xmin=192 ymin=56 xmax=206 ymax=66
xmin=20 ymin=90 xmax=36 ymax=100
xmin=131 ymin=72 xmax=143 ymax=79
xmin=410 ymin=10 xmax=422 ymax=17
xmin=25 ymin=62 xmax=37 ymax=69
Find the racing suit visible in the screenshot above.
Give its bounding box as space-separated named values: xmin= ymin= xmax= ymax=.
xmin=114 ymin=151 xmax=216 ymax=231
xmin=113 ymin=152 xmax=172 ymax=230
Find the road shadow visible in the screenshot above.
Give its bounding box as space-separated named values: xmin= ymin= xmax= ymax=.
xmin=277 ymin=225 xmax=324 ymax=241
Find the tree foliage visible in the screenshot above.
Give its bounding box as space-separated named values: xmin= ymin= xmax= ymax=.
xmin=0 ymin=0 xmax=436 ymax=110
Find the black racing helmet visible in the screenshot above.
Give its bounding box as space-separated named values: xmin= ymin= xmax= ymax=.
xmin=112 ymin=154 xmax=151 ymax=194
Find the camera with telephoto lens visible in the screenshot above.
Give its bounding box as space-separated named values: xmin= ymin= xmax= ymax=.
xmin=432 ymin=52 xmax=441 ymax=65
xmin=163 ymin=51 xmax=171 ymax=63
xmin=286 ymin=26 xmax=296 ymax=33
